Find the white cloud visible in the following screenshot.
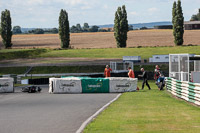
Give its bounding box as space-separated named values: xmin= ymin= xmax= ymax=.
xmin=103 ymin=5 xmax=108 ymax=9
xmin=1 ymin=0 xmax=200 ymax=27
xmin=148 ymin=7 xmax=159 ymax=12
xmin=56 ymin=0 xmax=84 ymax=6
xmin=26 ymin=0 xmax=45 ymax=5
xmin=193 ymin=8 xmax=199 ymax=14
xmin=130 ymin=11 xmax=139 ymax=16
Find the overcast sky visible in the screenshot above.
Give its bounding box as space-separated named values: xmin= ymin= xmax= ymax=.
xmin=0 ymin=0 xmax=199 ymax=28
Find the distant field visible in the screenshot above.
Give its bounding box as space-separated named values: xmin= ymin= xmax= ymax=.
xmin=0 ymin=30 xmax=200 ymax=49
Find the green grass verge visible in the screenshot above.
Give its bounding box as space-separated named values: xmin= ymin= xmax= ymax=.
xmin=14 ymin=84 xmax=32 ymax=87
xmin=29 ymin=66 xmax=105 ymax=74
xmin=0 ymin=65 xmax=168 ymax=75
xmin=84 ymin=81 xmax=200 ymax=133
xmin=40 ymin=46 xmax=200 ymax=59
xmin=1 ymin=46 xmax=200 ymax=60
xmin=0 ymin=49 xmax=47 ymax=60
xmin=0 ymin=67 xmax=28 ymax=75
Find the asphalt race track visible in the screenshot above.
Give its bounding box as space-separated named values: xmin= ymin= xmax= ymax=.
xmin=0 ymin=86 xmax=118 ymax=133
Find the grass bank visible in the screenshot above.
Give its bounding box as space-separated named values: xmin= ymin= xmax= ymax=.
xmin=0 ymin=67 xmax=28 ymax=75
xmin=0 ymin=46 xmax=200 ymax=60
xmin=0 ymin=65 xmax=168 ymax=75
xmin=40 ymin=46 xmax=200 ymax=59
xmin=84 ymin=81 xmax=200 ymax=133
xmin=29 ymin=66 xmax=105 ymax=74
xmin=0 ymin=49 xmax=47 ymax=60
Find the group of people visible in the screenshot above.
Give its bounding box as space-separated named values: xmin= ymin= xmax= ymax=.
xmin=104 ymin=64 xmax=164 ymax=90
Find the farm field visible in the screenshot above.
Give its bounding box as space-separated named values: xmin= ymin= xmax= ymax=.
xmin=0 ymin=30 xmax=200 ymax=49
xmin=84 ymin=81 xmax=200 ymax=133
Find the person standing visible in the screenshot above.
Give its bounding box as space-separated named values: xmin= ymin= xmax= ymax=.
xmin=104 ymin=65 xmax=112 ymax=77
xmin=139 ymin=68 xmax=151 ymax=90
xmin=128 ymin=67 xmax=135 ymax=78
xmin=154 ymin=65 xmax=160 ymax=80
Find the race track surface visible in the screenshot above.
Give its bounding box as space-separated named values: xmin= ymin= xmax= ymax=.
xmin=0 ymin=86 xmax=118 ymax=133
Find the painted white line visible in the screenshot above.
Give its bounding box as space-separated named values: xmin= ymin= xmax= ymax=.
xmin=76 ymin=93 xmax=122 ymax=133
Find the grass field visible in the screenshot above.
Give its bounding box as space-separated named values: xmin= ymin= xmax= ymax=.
xmin=40 ymin=46 xmax=200 ymax=59
xmin=1 ymin=46 xmax=200 ymax=61
xmin=0 ymin=66 xmax=105 ymax=75
xmin=0 ymin=49 xmax=47 ymax=60
xmin=0 ymin=67 xmax=28 ymax=75
xmin=84 ymin=81 xmax=200 ymax=133
xmin=1 ymin=30 xmax=200 ymax=49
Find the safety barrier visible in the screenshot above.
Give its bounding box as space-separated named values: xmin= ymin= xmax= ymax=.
xmin=166 ymin=77 xmax=200 ymax=106
xmin=0 ymin=78 xmax=14 ymax=93
xmin=49 ymin=77 xmax=138 ymax=94
xmin=49 ymin=77 xmax=82 ymax=94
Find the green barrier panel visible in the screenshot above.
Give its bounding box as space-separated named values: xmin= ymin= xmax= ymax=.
xmin=188 ymin=82 xmax=196 ymax=86
xmin=176 ymin=81 xmax=182 ymax=94
xmin=81 ymin=78 xmax=109 ymax=93
xmin=167 ymin=77 xmax=200 ymax=106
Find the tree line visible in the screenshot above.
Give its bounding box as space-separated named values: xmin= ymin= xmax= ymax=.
xmin=0 ymin=1 xmax=187 ymax=49
xmin=190 ymin=9 xmax=200 ymax=21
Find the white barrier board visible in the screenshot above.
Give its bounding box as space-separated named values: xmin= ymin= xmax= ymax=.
xmin=0 ymin=78 xmax=14 ymax=93
xmin=109 ymin=77 xmax=138 ymax=93
xmin=49 ymin=78 xmax=82 ymax=94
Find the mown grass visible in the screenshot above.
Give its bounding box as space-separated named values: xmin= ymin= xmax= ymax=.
xmin=0 ymin=65 xmax=168 ymax=75
xmin=40 ymin=46 xmax=200 ymax=59
xmin=29 ymin=66 xmax=105 ymax=74
xmin=0 ymin=66 xmax=95 ymax=75
xmin=0 ymin=66 xmax=105 ymax=75
xmin=0 ymin=46 xmax=200 ymax=60
xmin=84 ymin=81 xmax=200 ymax=133
xmin=0 ymin=49 xmax=47 ymax=60
xmin=0 ymin=67 xmax=28 ymax=75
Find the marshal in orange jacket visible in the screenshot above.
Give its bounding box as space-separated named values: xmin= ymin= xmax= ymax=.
xmin=128 ymin=69 xmax=135 ymax=78
xmin=104 ymin=68 xmax=112 ymax=77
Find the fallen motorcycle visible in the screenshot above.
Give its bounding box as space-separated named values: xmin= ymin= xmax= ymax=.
xmin=21 ymin=86 xmax=42 ymax=93
xmin=156 ymin=76 xmax=165 ymax=90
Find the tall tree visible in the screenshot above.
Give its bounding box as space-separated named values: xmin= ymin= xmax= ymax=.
xmin=114 ymin=5 xmax=129 ymax=48
xmin=173 ymin=0 xmax=184 ymax=46
xmin=172 ymin=1 xmax=176 ymax=37
xmin=114 ymin=7 xmax=121 ymax=48
xmin=59 ymin=9 xmax=70 ymax=48
xmin=0 ymin=9 xmax=12 ymax=48
xmin=121 ymin=5 xmax=129 ymax=47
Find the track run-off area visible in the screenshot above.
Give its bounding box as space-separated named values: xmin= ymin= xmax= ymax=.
xmin=0 ymin=85 xmax=118 ymax=133
xmin=0 ymin=81 xmax=199 ymax=133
